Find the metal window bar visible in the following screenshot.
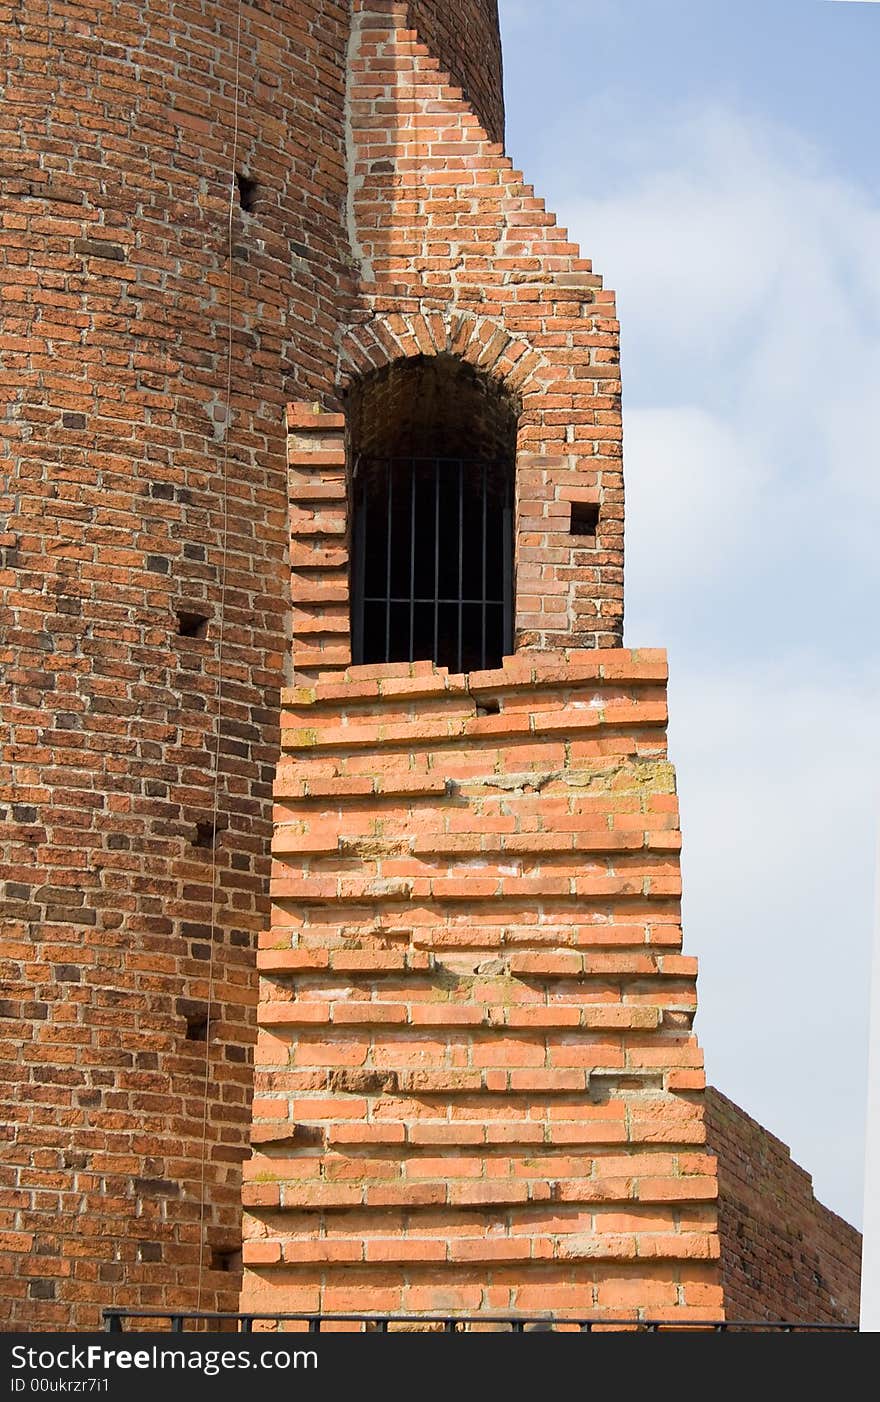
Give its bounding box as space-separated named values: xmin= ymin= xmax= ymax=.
xmin=351 ymin=466 xmax=366 ymax=666
xmin=433 ymin=459 xmax=440 ymax=663
xmin=502 ymin=499 xmax=513 ymax=655
xmin=352 ymin=456 xmax=514 ymax=673
xmin=409 ymin=463 xmax=416 ymax=663
xmin=384 ymin=459 xmax=393 ymax=661
xmin=457 ymin=458 xmax=464 ymax=672
xmin=481 ymin=459 xmax=487 ymax=671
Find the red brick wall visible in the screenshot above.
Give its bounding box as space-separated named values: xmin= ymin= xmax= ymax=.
xmin=0 ymin=0 xmax=544 ymax=1336
xmin=705 ymin=1089 xmax=861 ymax=1324
xmin=407 ymin=0 xmax=505 ymax=144
xmin=0 ymin=0 xmax=358 ymax=1330
xmin=294 ymin=1 xmax=626 ymax=674
xmin=1 ymin=0 xmax=654 ymax=1331
xmin=241 ymin=649 xmax=722 ymax=1321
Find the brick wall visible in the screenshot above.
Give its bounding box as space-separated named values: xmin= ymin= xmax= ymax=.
xmin=407 ymin=0 xmax=505 ymax=145
xmin=0 ymin=0 xmax=357 ymax=1330
xmin=705 ymin=1089 xmax=861 ymax=1324
xmin=2 ymin=0 xmax=719 ymax=1331
xmin=343 ymin=2 xmax=624 ymax=653
xmin=241 ymin=650 xmax=723 ymax=1321
xmin=0 ymin=0 xmax=536 ymax=1336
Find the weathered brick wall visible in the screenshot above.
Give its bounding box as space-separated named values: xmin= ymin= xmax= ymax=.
xmin=241 ymin=650 xmax=722 ymax=1321
xmin=0 ymin=0 xmax=694 ymax=1331
xmin=705 ymin=1090 xmax=861 ymax=1324
xmin=256 ymin=46 xmax=631 ymax=1327
xmin=0 ymin=0 xmax=538 ymax=1336
xmin=336 ymin=1 xmax=624 ymax=659
xmin=0 ymin=0 xmax=358 ymax=1329
xmin=406 ymin=0 xmax=505 ymax=145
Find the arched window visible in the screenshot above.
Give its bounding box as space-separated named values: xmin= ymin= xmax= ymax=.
xmin=347 ymin=355 xmax=518 ymax=674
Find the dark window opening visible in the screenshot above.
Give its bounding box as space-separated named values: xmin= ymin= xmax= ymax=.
xmin=569 ymin=500 xmax=600 ymax=538
xmin=347 ymin=355 xmax=518 ymax=674
xmin=235 ymin=172 xmax=258 ymax=212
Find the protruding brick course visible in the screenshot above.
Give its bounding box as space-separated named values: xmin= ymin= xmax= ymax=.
xmin=241 ymin=652 xmax=723 ymax=1321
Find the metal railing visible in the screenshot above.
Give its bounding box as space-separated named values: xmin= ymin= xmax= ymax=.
xmin=103 ymin=1311 xmax=858 ymax=1334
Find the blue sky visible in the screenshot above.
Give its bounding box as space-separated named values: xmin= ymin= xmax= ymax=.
xmin=499 ymin=0 xmax=879 ymax=1227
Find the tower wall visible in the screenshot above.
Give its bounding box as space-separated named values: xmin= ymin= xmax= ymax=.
xmin=406 ymin=0 xmax=505 ymax=145
xmin=2 ymin=0 xmax=507 ymax=1332
xmin=291 ymin=2 xmax=625 ymax=683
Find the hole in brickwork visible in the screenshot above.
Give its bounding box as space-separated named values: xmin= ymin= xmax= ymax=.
xmin=210 ymin=1247 xmax=242 ymax=1273
xmin=569 ymin=500 xmax=600 ymax=539
xmin=475 ymin=698 xmax=501 ymax=716
xmin=176 ymin=610 xmax=210 ymax=638
xmin=179 ymin=996 xmax=210 ymax=1039
xmin=192 ymin=819 xmax=219 ymax=849
xmin=235 ymin=172 xmax=258 ymax=212
xmin=347 ymin=355 xmax=519 ymax=673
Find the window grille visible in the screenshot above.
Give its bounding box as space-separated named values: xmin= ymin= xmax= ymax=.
xmin=351 ymin=456 xmax=513 ymax=674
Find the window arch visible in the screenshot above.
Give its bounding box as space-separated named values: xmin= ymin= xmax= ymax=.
xmin=347 ymin=354 xmax=518 ymax=674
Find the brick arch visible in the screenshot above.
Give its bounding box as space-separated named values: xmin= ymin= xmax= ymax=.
xmin=335 ymin=311 xmax=550 ymax=401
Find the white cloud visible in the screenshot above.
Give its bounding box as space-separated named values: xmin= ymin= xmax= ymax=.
xmin=557 ymin=107 xmax=880 ymax=522
xmin=553 ymin=105 xmax=880 ymax=1223
xmin=623 ymin=404 xmax=769 ymax=596
xmin=548 ymin=106 xmax=880 ymax=642
xmin=671 ymin=660 xmax=880 ymax=1225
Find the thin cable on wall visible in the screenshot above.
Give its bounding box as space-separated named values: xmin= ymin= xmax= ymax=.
xmin=196 ymin=0 xmax=246 ymax=1310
